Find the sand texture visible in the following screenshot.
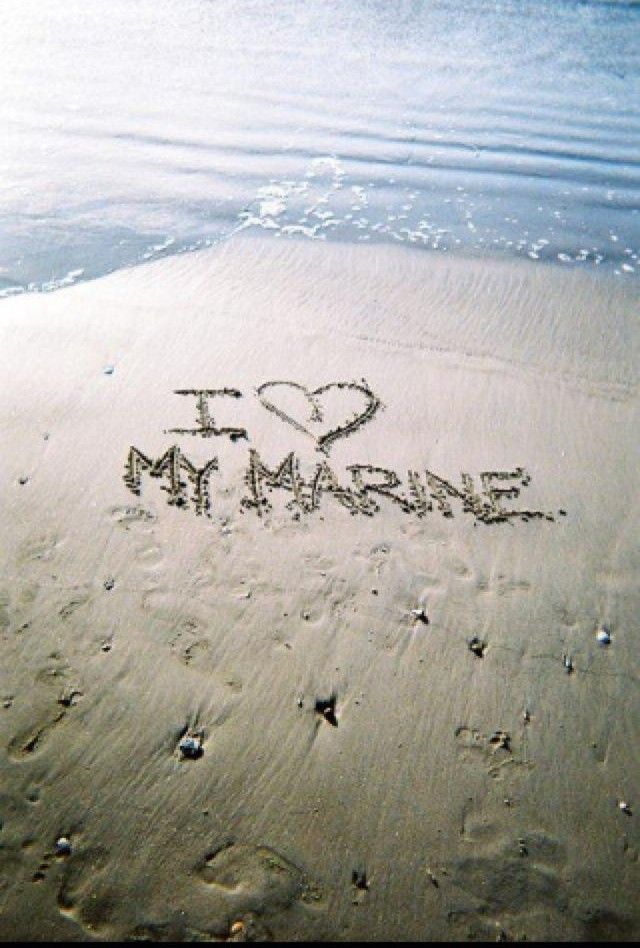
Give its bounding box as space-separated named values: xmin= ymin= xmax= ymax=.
xmin=0 ymin=237 xmax=638 ymax=941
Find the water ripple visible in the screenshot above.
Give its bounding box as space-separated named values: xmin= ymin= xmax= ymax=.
xmin=0 ymin=0 xmax=639 ymax=296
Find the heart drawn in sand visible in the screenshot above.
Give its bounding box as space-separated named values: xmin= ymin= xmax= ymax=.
xmin=256 ymin=380 xmax=382 ymax=454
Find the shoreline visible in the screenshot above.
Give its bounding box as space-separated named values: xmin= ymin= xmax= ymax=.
xmin=2 ymin=228 xmax=639 ymax=305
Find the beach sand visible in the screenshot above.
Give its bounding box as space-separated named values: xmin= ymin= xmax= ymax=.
xmin=0 ymin=236 xmax=638 ymax=941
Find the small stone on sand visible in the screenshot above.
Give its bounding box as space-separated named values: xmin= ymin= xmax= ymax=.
xmin=352 ymin=868 xmax=369 ymax=891
xmin=55 ymin=836 xmax=72 ymax=856
xmin=489 ymin=730 xmax=511 ymax=751
xmin=596 ymin=625 xmax=611 ymax=646
xmin=57 ymin=689 xmax=82 ymax=708
xmin=315 ymin=696 xmax=338 ymax=727
xmin=468 ymin=636 xmax=486 ymax=657
xmin=179 ymin=732 xmax=204 ymax=760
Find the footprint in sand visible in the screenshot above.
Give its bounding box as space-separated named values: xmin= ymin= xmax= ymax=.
xmin=8 ymin=709 xmax=68 ymax=761
xmin=8 ymin=657 xmax=82 ymax=760
xmin=301 ymin=551 xmax=338 ymax=578
xmin=109 ymin=504 xmax=156 ymax=528
xmin=58 ymin=589 xmax=91 ymax=622
xmin=110 ymin=505 xmax=168 ymax=579
xmin=125 ymin=919 xmax=244 ymax=942
xmin=57 ymin=845 xmax=115 ymax=937
xmin=19 ymin=532 xmax=62 ymax=564
xmin=448 ymin=828 xmax=637 ymax=938
xmin=197 ymin=842 xmax=325 ymax=919
xmin=454 ymin=725 xmax=530 ymax=778
xmin=0 ymin=850 xmax=25 ymax=908
xmin=0 ymin=584 xmax=39 ymax=637
xmin=34 ymin=651 xmax=73 ymax=686
xmin=476 ymin=574 xmax=531 ymax=597
xmin=0 ymin=593 xmax=10 ymax=633
xmin=0 ymin=795 xmax=33 ymax=906
xmin=141 ymin=588 xmax=180 ymax=618
xmin=134 ymin=542 xmax=166 ymax=576
xmin=447 ymin=832 xmax=568 ymax=938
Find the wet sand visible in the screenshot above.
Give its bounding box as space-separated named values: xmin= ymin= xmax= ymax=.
xmin=0 ymin=236 xmax=638 ymax=941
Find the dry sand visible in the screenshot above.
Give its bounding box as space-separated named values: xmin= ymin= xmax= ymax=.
xmin=0 ymin=236 xmax=638 ymax=941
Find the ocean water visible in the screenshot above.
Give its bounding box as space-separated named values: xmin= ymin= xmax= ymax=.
xmin=1 ymin=0 xmax=639 ymax=297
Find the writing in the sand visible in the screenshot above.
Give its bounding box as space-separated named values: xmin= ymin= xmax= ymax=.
xmin=124 ymin=445 xmax=555 ymax=524
xmin=166 ymin=380 xmax=382 ymax=454
xmin=122 ymin=381 xmax=561 ymax=525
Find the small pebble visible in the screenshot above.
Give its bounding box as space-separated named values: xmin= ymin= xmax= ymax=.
xmin=596 ymin=626 xmax=611 ymax=646
xmin=468 ymin=636 xmax=486 ymax=657
xmin=489 ymin=730 xmax=511 ymax=751
xmin=619 ymin=801 xmax=632 ymax=815
xmin=103 ymin=578 xmax=115 ymax=591
xmin=563 ymin=654 xmax=573 ymax=674
xmin=230 ymin=921 xmax=245 ymax=936
xmin=410 ymin=608 xmax=429 ymax=624
xmin=315 ymin=697 xmax=338 ymax=727
xmin=55 ymin=837 xmax=72 ymax=856
xmin=57 ymin=689 xmax=82 ymax=708
xmin=352 ymin=868 xmax=369 ymax=891
xmin=18 ymin=475 xmax=30 ymax=485
xmin=101 ymin=642 xmax=112 ymax=652
xmin=103 ymin=365 xmax=115 ymax=375
xmin=179 ymin=732 xmax=204 ymax=760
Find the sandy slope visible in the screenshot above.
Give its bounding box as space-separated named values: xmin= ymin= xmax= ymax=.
xmin=0 ymin=237 xmax=638 ymax=941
